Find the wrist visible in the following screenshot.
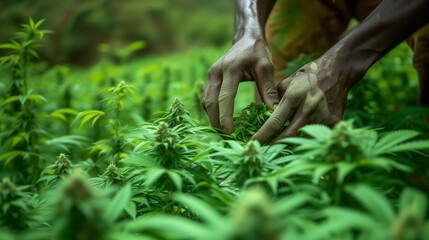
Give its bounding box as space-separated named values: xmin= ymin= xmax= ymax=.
xmin=233 ymin=0 xmax=274 ymax=44
xmin=233 ymin=27 xmax=265 ymax=44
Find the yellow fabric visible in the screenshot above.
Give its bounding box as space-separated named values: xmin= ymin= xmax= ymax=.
xmin=408 ymin=25 xmax=429 ymax=68
xmin=266 ymin=0 xmax=429 ymax=84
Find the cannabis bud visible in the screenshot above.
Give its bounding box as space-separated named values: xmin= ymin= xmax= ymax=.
xmin=55 ymin=153 xmax=72 ymax=175
xmin=102 ymin=163 xmax=124 ymax=185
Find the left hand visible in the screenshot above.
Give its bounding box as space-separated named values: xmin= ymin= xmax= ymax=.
xmin=251 ymin=55 xmax=361 ymax=144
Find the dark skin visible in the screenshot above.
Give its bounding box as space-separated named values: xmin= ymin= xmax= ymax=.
xmin=201 ymin=0 xmax=278 ymax=134
xmin=201 ymin=0 xmax=429 ymax=144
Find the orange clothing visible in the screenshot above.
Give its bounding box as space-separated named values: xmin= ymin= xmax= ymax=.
xmin=266 ymin=0 xmax=429 ymax=84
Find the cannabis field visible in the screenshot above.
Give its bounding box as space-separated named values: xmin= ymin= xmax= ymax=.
xmin=1 ymin=18 xmax=429 ymax=240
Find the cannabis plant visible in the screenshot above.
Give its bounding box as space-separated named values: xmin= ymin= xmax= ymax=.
xmin=0 ymin=178 xmax=43 ymax=229
xmin=278 ymin=121 xmax=429 ymax=203
xmin=156 ymin=97 xmax=195 ymax=128
xmin=74 ymin=80 xmax=135 ymax=173
xmin=304 ymin=184 xmax=429 ymax=240
xmin=0 ymin=18 xmax=51 ymax=96
xmin=0 ymin=19 xmax=85 ymax=184
xmin=231 ymin=103 xmax=273 ymax=141
xmin=122 ymin=187 xmax=319 ymax=240
xmin=51 ymin=173 xmax=133 ymax=240
xmin=210 ymin=140 xmax=289 ymax=192
xmin=124 ymin=122 xmax=199 ymax=192
xmin=125 ymin=98 xmax=213 ymax=192
xmin=38 ymin=153 xmax=73 ymax=187
xmin=98 ymin=40 xmax=146 ymax=64
xmin=90 ymin=163 xmax=128 ymax=188
xmin=0 ymin=19 xmax=50 ymax=182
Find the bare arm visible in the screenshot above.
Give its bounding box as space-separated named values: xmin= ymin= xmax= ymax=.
xmin=337 ymin=0 xmax=429 ymax=88
xmin=233 ymin=0 xmax=276 ymax=43
xmin=252 ymin=0 xmax=429 ymax=144
xmin=201 ymin=0 xmax=278 ymax=134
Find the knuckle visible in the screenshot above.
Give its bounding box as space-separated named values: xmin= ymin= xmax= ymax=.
xmin=201 ymin=97 xmax=216 ymax=111
xmin=264 ymin=83 xmax=278 ymax=96
xmin=264 ymin=88 xmax=279 ymax=106
xmin=221 ymin=61 xmax=237 ymax=72
xmin=208 ymin=64 xmax=220 ymax=78
xmin=218 ymin=90 xmax=233 ymax=104
xmin=257 ymin=61 xmax=274 ymax=73
xmin=200 ymin=98 xmax=207 ymax=110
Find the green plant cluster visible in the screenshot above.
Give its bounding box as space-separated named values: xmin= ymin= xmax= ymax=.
xmin=231 ymin=103 xmax=274 ymax=141
xmin=0 ymin=0 xmax=234 ymax=65
xmin=0 ymin=19 xmax=429 ymax=240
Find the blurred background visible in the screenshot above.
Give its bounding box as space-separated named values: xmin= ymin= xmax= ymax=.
xmin=0 ymin=0 xmax=421 ymax=125
xmin=0 ymin=0 xmax=234 ymax=66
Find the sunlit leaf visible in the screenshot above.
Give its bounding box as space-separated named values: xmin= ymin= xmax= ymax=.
xmin=49 ymin=108 xmax=78 ymax=122
xmin=73 ymin=110 xmax=105 ymax=128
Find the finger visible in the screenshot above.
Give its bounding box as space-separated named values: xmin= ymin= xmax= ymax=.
xmin=271 ymin=99 xmax=330 ymax=144
xmin=270 ymin=115 xmax=308 ymax=144
xmin=201 ymin=64 xmax=223 ymax=129
xmin=276 ymin=77 xmax=293 ymax=98
xmin=253 ymin=83 xmax=262 ymax=104
xmin=251 ymin=99 xmax=295 ymax=144
xmin=254 ymin=60 xmax=279 ymax=110
xmin=218 ymin=67 xmax=242 ymax=134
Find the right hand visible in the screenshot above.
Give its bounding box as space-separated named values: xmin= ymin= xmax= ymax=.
xmin=201 ymin=35 xmax=280 ymax=134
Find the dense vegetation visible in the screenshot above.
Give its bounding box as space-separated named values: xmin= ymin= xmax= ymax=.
xmin=0 ymin=0 xmax=233 ymax=65
xmin=1 ymin=19 xmax=429 ymax=240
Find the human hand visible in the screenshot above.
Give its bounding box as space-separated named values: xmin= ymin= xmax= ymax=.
xmin=201 ymin=35 xmax=279 ymax=134
xmin=251 ymin=55 xmax=363 ymax=144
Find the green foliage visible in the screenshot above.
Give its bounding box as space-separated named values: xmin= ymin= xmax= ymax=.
xmin=52 ymin=173 xmax=132 ymax=240
xmin=0 ymin=19 xmax=86 ymax=184
xmin=210 ymin=140 xmax=289 ymax=191
xmin=308 ymin=185 xmax=429 ymax=240
xmin=99 ymin=40 xmax=147 ymax=64
xmin=73 ymin=110 xmax=105 ymax=128
xmin=0 ymin=1 xmax=233 ymax=64
xmin=0 ymin=18 xmax=428 ymax=240
xmin=0 ymin=18 xmax=51 ymax=93
xmin=73 ymin=80 xmax=135 ymax=172
xmin=231 ymin=103 xmax=273 ymax=141
xmin=38 ymin=153 xmax=73 ymax=187
xmin=90 ymin=163 xmax=128 ymax=188
xmin=156 ymin=97 xmax=195 ymax=128
xmin=278 ymin=121 xmax=429 ymax=203
xmin=124 ymin=120 xmax=206 ymax=193
xmin=0 ymin=178 xmax=40 ymax=230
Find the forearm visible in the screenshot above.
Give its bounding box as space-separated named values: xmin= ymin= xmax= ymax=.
xmin=233 ymin=0 xmax=276 ymax=43
xmin=338 ymin=0 xmax=429 ymax=87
